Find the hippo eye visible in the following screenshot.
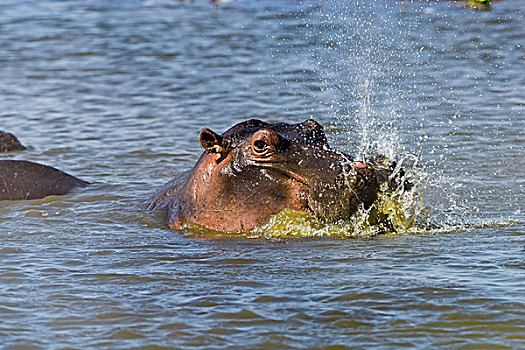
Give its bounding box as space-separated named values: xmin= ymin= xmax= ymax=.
xmin=251 ymin=129 xmax=279 ymax=157
xmin=252 ymin=140 xmax=268 ymax=154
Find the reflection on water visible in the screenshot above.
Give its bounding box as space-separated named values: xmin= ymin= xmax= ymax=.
xmin=0 ymin=0 xmax=523 ymax=348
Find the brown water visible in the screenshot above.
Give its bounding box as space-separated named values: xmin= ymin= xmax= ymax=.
xmin=0 ymin=0 xmax=523 ymax=348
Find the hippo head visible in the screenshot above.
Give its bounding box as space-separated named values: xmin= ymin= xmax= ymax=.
xmin=0 ymin=131 xmax=26 ymax=152
xmin=156 ymin=119 xmax=389 ymax=232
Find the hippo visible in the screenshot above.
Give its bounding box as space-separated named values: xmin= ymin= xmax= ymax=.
xmin=0 ymin=131 xmax=26 ymax=152
xmin=0 ymin=160 xmax=89 ymax=201
xmin=149 ymin=119 xmax=401 ymax=232
xmin=0 ymin=131 xmax=89 ymax=201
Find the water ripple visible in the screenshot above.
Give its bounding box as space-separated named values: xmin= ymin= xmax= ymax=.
xmin=0 ymin=0 xmax=524 ymax=349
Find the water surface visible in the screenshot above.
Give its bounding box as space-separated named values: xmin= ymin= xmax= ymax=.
xmin=0 ymin=0 xmax=523 ymax=348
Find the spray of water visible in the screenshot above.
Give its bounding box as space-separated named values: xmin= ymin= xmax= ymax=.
xmin=249 ymin=1 xmax=474 ymax=238
xmin=251 ymin=153 xmax=425 ymax=238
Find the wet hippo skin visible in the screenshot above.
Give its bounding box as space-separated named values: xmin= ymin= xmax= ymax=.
xmin=149 ymin=119 xmax=400 ymax=232
xmin=0 ymin=131 xmax=26 ymax=152
xmin=0 ymin=160 xmax=89 ymax=201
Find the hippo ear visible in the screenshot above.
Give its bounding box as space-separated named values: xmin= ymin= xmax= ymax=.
xmin=199 ymin=128 xmax=224 ymax=153
xmin=302 ymin=119 xmax=328 ymax=146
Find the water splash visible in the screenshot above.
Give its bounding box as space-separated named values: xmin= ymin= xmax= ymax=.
xmin=249 ymin=150 xmax=499 ymax=238
xmin=286 ymin=1 xmax=475 ymax=236
xmin=251 ymin=154 xmax=429 ymax=238
xmin=303 ymin=1 xmax=416 ymax=158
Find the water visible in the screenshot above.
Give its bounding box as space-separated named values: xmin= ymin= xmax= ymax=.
xmin=0 ymin=0 xmax=523 ymax=348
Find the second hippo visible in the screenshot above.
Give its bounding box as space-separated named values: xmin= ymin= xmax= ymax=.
xmin=0 ymin=131 xmax=88 ymax=201
xmin=149 ymin=119 xmax=402 ymax=232
xmin=0 ymin=160 xmax=89 ymax=201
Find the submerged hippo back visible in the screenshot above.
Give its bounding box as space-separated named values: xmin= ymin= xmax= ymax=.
xmin=0 ymin=131 xmax=26 ymax=152
xmin=0 ymin=160 xmax=89 ymax=201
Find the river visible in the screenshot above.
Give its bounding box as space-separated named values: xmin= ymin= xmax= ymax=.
xmin=0 ymin=0 xmax=523 ymax=348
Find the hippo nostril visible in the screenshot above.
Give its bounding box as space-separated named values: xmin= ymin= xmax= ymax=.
xmin=353 ymin=161 xmax=367 ymax=169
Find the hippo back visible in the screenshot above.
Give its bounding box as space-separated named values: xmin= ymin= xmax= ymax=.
xmin=0 ymin=160 xmax=89 ymax=201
